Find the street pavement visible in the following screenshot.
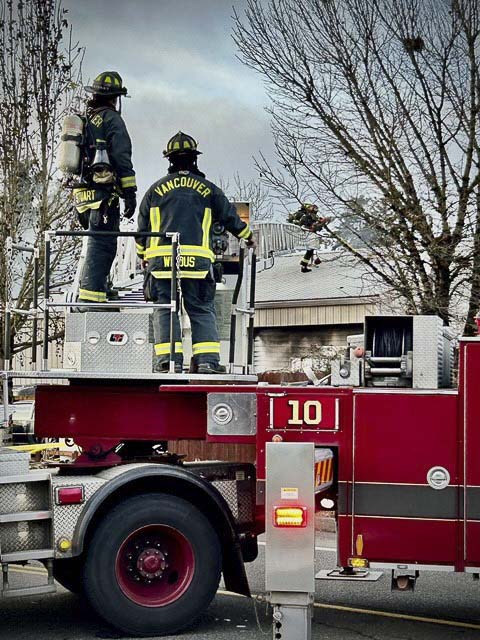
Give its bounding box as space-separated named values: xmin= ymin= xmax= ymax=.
xmin=2 ymin=534 xmax=480 ymax=639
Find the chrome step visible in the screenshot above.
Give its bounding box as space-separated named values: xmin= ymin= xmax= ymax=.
xmin=0 ymin=471 xmax=53 ymax=485
xmin=0 ymin=511 xmax=52 ymax=524
xmin=1 ymin=549 xmax=54 ymax=562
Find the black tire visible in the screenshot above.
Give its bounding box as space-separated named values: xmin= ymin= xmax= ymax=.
xmin=51 ymin=556 xmax=85 ymax=595
xmin=83 ymin=493 xmax=222 ymax=637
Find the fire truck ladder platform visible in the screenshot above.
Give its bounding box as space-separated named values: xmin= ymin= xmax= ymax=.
xmin=3 ymin=230 xmax=258 ymax=386
xmin=1 ymin=370 xmax=257 ymax=383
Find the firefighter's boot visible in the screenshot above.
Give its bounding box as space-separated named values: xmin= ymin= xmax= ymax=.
xmin=155 ymin=361 xmax=183 ymax=374
xmin=106 ymin=283 xmax=120 ymax=300
xmin=197 ymin=362 xmax=227 ymax=375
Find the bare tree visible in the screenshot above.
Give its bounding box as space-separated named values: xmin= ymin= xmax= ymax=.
xmin=234 ymin=0 xmax=480 ymax=332
xmin=220 ymin=173 xmax=274 ymax=221
xmin=0 ymin=0 xmax=84 ymax=363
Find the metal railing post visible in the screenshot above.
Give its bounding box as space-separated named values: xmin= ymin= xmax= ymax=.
xmin=167 ymin=232 xmax=180 ymax=374
xmin=2 ymin=372 xmax=9 ymax=440
xmin=247 ymin=247 xmax=257 ymax=373
xmin=3 ymin=237 xmax=13 ymax=436
xmin=4 ymin=237 xmax=12 ymax=374
xmin=42 ymin=232 xmax=51 ymax=371
xmin=32 ymin=247 xmax=40 ymax=369
xmin=228 ymin=246 xmax=245 ymax=372
xmin=4 ymin=307 xmax=11 ymax=373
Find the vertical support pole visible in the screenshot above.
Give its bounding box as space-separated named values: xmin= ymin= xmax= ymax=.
xmin=2 ymin=563 xmax=9 ymax=593
xmin=169 ymin=233 xmax=179 ymax=374
xmin=42 ymin=232 xmax=51 ymax=371
xmin=3 ymin=238 xmax=12 ymax=434
xmin=229 ymin=246 xmax=245 ymax=372
xmin=2 ymin=373 xmax=9 ymax=443
xmin=31 ymin=247 xmax=39 ymax=369
xmin=4 ymin=307 xmax=11 ymax=373
xmin=266 ymin=442 xmax=315 ymax=640
xmin=4 ymin=236 xmax=12 ymax=373
xmin=46 ymin=559 xmax=54 ymax=586
xmin=247 ymin=247 xmax=256 ymax=373
xmin=3 ymin=308 xmax=11 ymax=433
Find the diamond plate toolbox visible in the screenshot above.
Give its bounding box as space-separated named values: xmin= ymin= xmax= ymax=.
xmin=64 ymin=312 xmax=153 ymax=373
xmin=0 ymin=448 xmax=30 ymax=477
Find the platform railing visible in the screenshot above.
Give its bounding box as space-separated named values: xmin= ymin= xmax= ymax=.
xmin=3 ymin=238 xmax=41 ymax=374
xmin=41 ymin=229 xmax=180 ymax=373
xmin=3 ymin=231 xmax=257 ymax=388
xmin=228 ymin=245 xmax=257 ymax=375
xmin=2 ymin=238 xmax=41 ymax=430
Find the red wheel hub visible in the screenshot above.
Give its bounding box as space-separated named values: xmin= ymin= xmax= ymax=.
xmin=137 ymin=548 xmax=166 ymax=578
xmin=115 ymin=525 xmax=195 ymax=606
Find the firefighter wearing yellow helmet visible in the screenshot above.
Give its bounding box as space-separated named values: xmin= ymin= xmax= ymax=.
xmin=136 ymin=131 xmax=255 ymax=374
xmin=74 ymin=71 xmax=137 ymax=304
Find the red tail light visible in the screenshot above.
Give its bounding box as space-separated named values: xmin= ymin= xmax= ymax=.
xmin=273 ymin=506 xmax=307 ymax=528
xmin=55 ymin=486 xmax=84 ymax=505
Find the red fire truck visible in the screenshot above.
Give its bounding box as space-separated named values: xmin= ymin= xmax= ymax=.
xmin=0 ymin=232 xmax=475 ymax=637
xmin=0 ymin=333 xmax=476 ymax=636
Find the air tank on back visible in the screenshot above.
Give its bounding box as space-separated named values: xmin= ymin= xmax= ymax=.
xmin=57 ymin=114 xmax=84 ymax=175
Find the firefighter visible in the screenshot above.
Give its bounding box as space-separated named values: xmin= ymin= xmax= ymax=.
xmin=288 ymin=203 xmax=327 ymax=273
xmin=73 ymin=71 xmax=137 ymax=305
xmin=137 ymin=131 xmax=255 ymax=374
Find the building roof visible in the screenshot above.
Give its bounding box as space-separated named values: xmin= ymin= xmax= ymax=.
xmin=255 ymin=251 xmax=380 ymax=308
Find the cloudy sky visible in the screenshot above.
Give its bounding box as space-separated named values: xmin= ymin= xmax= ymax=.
xmin=66 ymin=0 xmax=275 ymax=200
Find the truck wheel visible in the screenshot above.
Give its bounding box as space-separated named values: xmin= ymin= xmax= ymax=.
xmin=83 ymin=493 xmax=222 ymax=637
xmin=51 ymin=556 xmax=84 ymax=595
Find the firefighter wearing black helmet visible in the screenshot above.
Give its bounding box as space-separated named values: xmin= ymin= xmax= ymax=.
xmin=73 ymin=71 xmax=137 ymax=304
xmin=137 ymin=131 xmax=255 ymax=374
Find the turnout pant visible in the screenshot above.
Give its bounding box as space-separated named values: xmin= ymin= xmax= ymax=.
xmin=79 ymin=198 xmax=120 ymax=303
xmin=300 ymin=248 xmax=314 ymax=267
xmin=150 ymin=273 xmax=220 ymax=367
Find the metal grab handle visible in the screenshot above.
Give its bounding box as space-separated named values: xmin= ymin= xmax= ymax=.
xmin=52 ymin=230 xmax=167 ymax=238
xmin=247 ymin=248 xmax=257 ymax=371
xmin=235 ymin=307 xmax=255 ymax=316
xmin=11 ymin=242 xmax=35 ymax=253
xmin=228 ymin=246 xmax=245 ymax=369
xmin=47 ymin=302 xmax=172 ymax=309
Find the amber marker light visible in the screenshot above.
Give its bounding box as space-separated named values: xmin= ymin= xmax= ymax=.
xmin=57 ymin=538 xmax=72 ymax=552
xmin=273 ymin=506 xmax=307 ymax=528
xmin=348 ymin=557 xmax=370 ymax=569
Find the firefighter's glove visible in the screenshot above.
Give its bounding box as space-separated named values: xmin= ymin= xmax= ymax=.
xmin=123 ymin=188 xmax=137 ymax=219
xmin=245 ymin=233 xmax=257 ymax=251
xmin=77 ymin=210 xmax=90 ymax=230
